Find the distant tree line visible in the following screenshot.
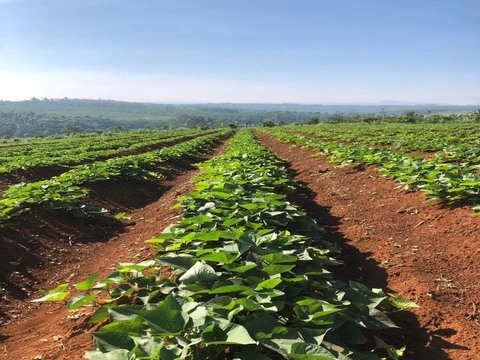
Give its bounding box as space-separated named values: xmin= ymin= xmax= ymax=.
xmin=199 ymin=102 xmax=479 ymax=115
xmin=0 ymin=98 xmax=321 ymax=137
xmin=321 ymin=109 xmax=480 ymax=124
xmin=0 ymin=99 xmax=478 ymax=137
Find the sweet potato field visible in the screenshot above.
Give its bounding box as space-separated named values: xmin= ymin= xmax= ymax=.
xmin=0 ymin=125 xmax=479 ymax=359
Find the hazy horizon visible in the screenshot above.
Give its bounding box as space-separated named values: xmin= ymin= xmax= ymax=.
xmin=1 ymin=97 xmax=478 ymax=107
xmin=1 ymin=1 xmax=479 ymax=105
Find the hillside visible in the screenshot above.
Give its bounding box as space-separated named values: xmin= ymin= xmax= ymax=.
xmin=200 ymin=102 xmax=479 ymax=114
xmin=0 ymin=98 xmax=478 ymax=137
xmin=0 ymin=99 xmax=317 ymax=137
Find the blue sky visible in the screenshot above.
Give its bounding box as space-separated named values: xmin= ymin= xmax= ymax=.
xmin=0 ymin=0 xmax=479 ymax=104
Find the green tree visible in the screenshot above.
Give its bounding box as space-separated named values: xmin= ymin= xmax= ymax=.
xmin=402 ymin=110 xmax=417 ymax=123
xmin=260 ymin=119 xmax=275 ymax=127
xmin=327 ymin=112 xmax=345 ymax=123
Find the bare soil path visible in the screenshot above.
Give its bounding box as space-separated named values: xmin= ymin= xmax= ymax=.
xmin=255 ymin=130 xmax=480 ymax=360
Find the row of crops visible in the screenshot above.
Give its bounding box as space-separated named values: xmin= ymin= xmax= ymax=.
xmin=294 ymin=123 xmax=480 ymax=163
xmin=0 ymin=128 xmax=218 ymax=174
xmin=0 ymin=129 xmax=234 ymax=223
xmin=0 ymin=129 xmax=173 ymax=150
xmin=262 ymin=127 xmax=480 ymax=215
xmin=36 ymin=129 xmax=414 ymax=359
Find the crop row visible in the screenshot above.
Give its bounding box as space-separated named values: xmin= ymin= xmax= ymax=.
xmin=0 ymin=131 xmax=122 ymax=148
xmin=293 ymin=124 xmax=480 ymax=163
xmin=37 ymin=129 xmax=413 ymax=359
xmin=0 ymin=129 xmax=233 ymax=223
xmin=300 ymin=123 xmax=480 ymax=150
xmin=0 ymin=130 xmax=165 ymax=155
xmin=0 ymin=128 xmax=212 ymax=174
xmin=261 ymin=129 xmax=480 ymax=215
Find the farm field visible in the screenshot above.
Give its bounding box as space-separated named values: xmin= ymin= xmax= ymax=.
xmin=0 ymin=125 xmax=479 ymax=359
xmin=254 ymin=127 xmax=480 ymax=359
xmin=0 ymin=128 xmax=220 ymax=190
xmin=287 ymin=123 xmax=480 ymax=163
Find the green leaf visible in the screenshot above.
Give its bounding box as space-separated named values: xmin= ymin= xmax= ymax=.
xmin=389 ymin=293 xmax=420 ymax=309
xmin=84 ymin=349 xmax=136 ymax=360
xmin=116 ymin=261 xmax=156 ymax=272
xmin=197 ymin=201 xmax=216 ymax=212
xmin=263 ymin=264 xmax=295 ymax=275
xmin=102 ymin=319 xmax=144 ymax=335
xmin=255 ymin=278 xmax=283 ymax=291
xmin=338 ymin=321 xmax=367 ymax=345
xmin=189 ymin=306 xmax=208 ymax=327
xmin=202 ymin=319 xmax=256 ymax=345
xmin=204 ymin=191 xmax=232 ymax=199
xmin=114 ymin=212 xmax=131 ymax=220
xmin=108 ymin=306 xmax=143 ymax=322
xmin=255 ymin=332 xmax=298 ymax=357
xmin=200 ymin=251 xmax=238 ymax=264
xmin=68 ymin=293 xmax=98 ymax=311
xmin=32 ymin=283 xmax=70 ymax=302
xmin=90 ymin=303 xmax=117 ymax=324
xmin=179 ymin=261 xmax=218 ymax=285
xmin=92 ymin=331 xmax=136 ymax=352
xmin=230 ymin=262 xmax=257 ymax=273
xmin=289 ymin=343 xmax=336 ymax=359
xmin=243 ymin=312 xmax=280 ymax=337
xmin=346 ymin=281 xmax=388 ymax=309
xmin=235 ymin=298 xmax=263 ymax=312
xmin=136 ymin=294 xmax=189 ymax=334
xmin=241 ymin=203 xmax=260 ymax=210
xmin=375 ymin=336 xmax=406 ymax=360
xmin=193 ymin=231 xmax=225 ymax=241
xmin=155 ymin=255 xmax=196 ymax=270
xmin=363 ymin=308 xmax=398 ymax=330
xmin=131 ymin=336 xmax=163 ymax=357
xmin=182 ymin=214 xmax=212 ymax=224
xmin=210 ymin=285 xmax=250 ymax=294
xmin=75 ymin=274 xmax=100 ymax=291
xmin=261 ymin=252 xmax=298 ymax=264
xmin=223 ymin=218 xmax=243 ymax=227
xmin=204 ymin=296 xmax=236 ymax=310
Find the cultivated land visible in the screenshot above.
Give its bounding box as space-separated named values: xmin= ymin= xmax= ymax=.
xmin=0 ymin=125 xmax=479 ymax=359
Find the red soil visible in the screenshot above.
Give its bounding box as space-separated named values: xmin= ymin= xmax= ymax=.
xmin=254 ymin=130 xmax=480 ymax=360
